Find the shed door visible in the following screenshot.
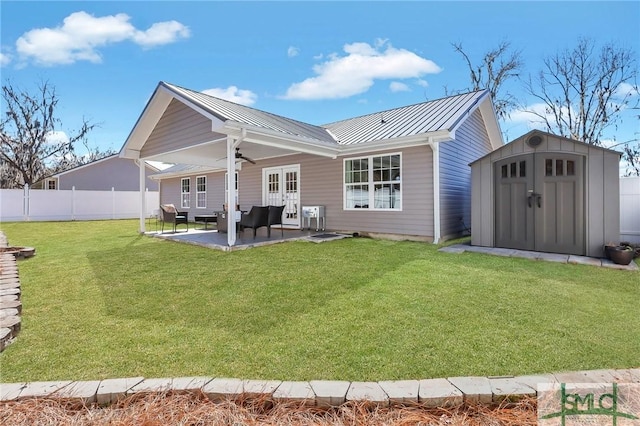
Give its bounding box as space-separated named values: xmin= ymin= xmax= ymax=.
xmin=494 ymin=153 xmax=584 ymax=255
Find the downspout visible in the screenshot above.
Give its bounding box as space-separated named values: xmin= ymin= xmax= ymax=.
xmin=137 ymin=159 xmax=146 ymax=233
xmin=428 ymin=138 xmax=441 ymax=244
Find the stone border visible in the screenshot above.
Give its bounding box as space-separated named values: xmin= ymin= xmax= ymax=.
xmin=440 ymin=244 xmax=639 ymax=271
xmin=1 ymin=369 xmax=638 ymax=407
xmin=0 ymin=233 xmax=21 ymax=352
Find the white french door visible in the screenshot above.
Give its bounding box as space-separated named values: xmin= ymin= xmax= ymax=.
xmin=263 ymin=165 xmax=300 ymax=227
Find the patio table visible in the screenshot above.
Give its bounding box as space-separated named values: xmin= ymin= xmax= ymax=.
xmin=194 ymin=214 xmax=217 ymax=230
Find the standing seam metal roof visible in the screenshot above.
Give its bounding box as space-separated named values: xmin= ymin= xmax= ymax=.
xmin=162 ymin=82 xmax=487 ymax=147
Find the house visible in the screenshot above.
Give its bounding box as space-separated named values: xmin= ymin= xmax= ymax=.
xmin=470 ymin=130 xmax=621 ymax=257
xmin=35 ymin=154 xmax=160 ymax=191
xmin=120 ymin=81 xmax=503 ymax=246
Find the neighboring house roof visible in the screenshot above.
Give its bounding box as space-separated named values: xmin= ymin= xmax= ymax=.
xmin=46 ymin=154 xmax=159 ymax=179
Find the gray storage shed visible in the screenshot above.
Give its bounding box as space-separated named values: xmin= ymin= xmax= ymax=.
xmin=470 ymin=130 xmax=621 ymax=257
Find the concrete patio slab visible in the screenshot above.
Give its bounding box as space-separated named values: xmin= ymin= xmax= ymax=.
xmin=310 ymin=380 xmax=351 ymax=407
xmin=418 ymin=378 xmax=463 ymax=407
xmin=536 ymin=252 xmax=569 ymax=263
xmin=568 ymin=255 xmax=603 ymax=267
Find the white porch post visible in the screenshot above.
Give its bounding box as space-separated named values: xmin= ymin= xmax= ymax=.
xmin=226 ymin=136 xmax=236 ymax=246
xmin=429 ymin=139 xmax=441 ymax=244
xmin=138 ymin=160 xmax=146 ymax=233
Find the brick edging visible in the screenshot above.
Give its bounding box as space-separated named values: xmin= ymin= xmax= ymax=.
xmin=1 ymin=369 xmax=638 ymax=407
xmin=0 ymin=232 xmax=21 ymax=352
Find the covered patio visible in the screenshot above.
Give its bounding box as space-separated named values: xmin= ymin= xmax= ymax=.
xmin=147 ymin=226 xmax=349 ymax=251
xmin=120 ymin=81 xmax=341 ymax=248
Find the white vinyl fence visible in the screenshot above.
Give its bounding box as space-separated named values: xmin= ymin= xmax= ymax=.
xmin=620 ymin=176 xmax=640 ymax=244
xmin=0 ymin=186 xmax=159 ymax=222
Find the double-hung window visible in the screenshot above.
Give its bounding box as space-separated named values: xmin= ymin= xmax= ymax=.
xmin=225 ymin=172 xmax=239 ymax=206
xmin=344 ymin=153 xmax=401 ymax=210
xmin=181 ymin=177 xmax=190 ymax=209
xmin=196 ymin=176 xmax=206 ymax=209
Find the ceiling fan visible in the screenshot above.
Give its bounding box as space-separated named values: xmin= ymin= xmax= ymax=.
xmin=218 ymin=147 xmax=256 ymax=164
xmin=234 ymin=147 xmax=256 ymax=164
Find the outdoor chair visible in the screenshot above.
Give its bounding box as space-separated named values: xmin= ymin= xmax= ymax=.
xmin=159 ymin=204 xmax=189 ymax=233
xmin=239 ymin=206 xmax=269 ymax=239
xmin=267 ymin=205 xmax=286 ymax=237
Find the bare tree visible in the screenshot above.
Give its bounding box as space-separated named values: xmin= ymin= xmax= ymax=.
xmin=452 ymin=41 xmax=523 ymax=120
xmin=0 ymin=80 xmax=96 ymax=188
xmin=522 ymin=38 xmax=638 ymax=146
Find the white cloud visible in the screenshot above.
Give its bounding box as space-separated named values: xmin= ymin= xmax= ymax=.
xmin=615 ymin=82 xmax=639 ymax=98
xmin=0 ymin=52 xmax=11 ymax=67
xmin=282 ymin=40 xmax=442 ymax=100
xmin=287 ymin=46 xmax=300 ymax=58
xmin=202 ymin=86 xmax=257 ymax=106
xmin=389 ymin=81 xmax=410 ymax=93
xmin=45 ymin=131 xmax=70 ymax=144
xmin=132 ymin=20 xmax=190 ymax=48
xmin=15 ymin=11 xmax=190 ymax=66
xmin=416 ymin=79 xmax=429 ymax=88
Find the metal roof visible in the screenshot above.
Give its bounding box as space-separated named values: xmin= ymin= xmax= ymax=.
xmin=162 ymin=82 xmax=489 ymax=147
xmin=323 ymin=90 xmax=488 ymax=145
xmin=162 ymin=82 xmax=337 ymax=145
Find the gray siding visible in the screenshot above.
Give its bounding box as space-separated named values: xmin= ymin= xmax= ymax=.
xmin=159 ymin=145 xmax=434 ymax=239
xmin=58 ymin=157 xmax=158 ymax=191
xmin=142 ymin=99 xmax=222 ymax=158
xmin=439 ymin=109 xmax=493 ymax=240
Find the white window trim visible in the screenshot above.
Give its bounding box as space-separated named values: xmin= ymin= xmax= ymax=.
xmin=181 ymin=177 xmax=190 ymax=209
xmin=196 ymin=175 xmax=207 ymax=209
xmin=225 ymin=171 xmax=239 ymax=207
xmin=343 ymin=152 xmax=402 ymax=211
xmin=45 ymin=179 xmax=57 ymax=190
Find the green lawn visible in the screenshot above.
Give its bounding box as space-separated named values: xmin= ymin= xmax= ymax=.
xmin=0 ymin=220 xmax=638 ymax=383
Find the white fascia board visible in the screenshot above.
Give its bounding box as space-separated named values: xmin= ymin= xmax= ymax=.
xmin=451 ymin=94 xmax=503 ymax=150
xmin=225 ymin=123 xmax=340 ymax=158
xmin=337 ymin=130 xmax=452 ymax=156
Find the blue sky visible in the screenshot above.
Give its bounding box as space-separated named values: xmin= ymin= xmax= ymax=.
xmin=1 ymin=1 xmax=639 ymax=159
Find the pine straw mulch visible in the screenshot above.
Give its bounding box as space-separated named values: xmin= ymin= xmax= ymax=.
xmin=0 ymin=390 xmax=538 ymax=425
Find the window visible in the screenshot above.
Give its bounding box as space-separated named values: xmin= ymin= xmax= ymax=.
xmin=181 ymin=178 xmax=190 ymax=209
xmin=196 ymin=176 xmax=206 ymax=209
xmin=344 ymin=153 xmax=401 ymax=210
xmin=225 ymin=172 xmax=239 ymax=206
xmin=46 ymin=179 xmax=57 ymax=190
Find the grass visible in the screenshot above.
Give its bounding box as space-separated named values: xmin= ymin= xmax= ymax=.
xmin=0 ymin=220 xmax=638 ymax=383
